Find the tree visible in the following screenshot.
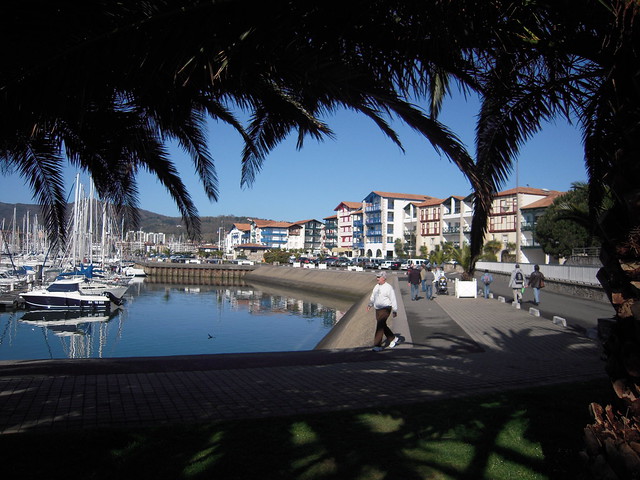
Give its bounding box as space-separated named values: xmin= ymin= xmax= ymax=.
xmin=394 ymin=239 xmax=405 ymax=258
xmin=534 ymin=183 xmax=600 ymax=259
xmin=451 ymin=244 xmax=473 ymax=279
xmin=3 ymin=3 xmax=640 ymax=474
xmin=0 ymin=1 xmax=482 ymax=248
xmin=263 ymin=249 xmax=290 ymax=264
xmin=481 ymin=239 xmax=502 ymax=262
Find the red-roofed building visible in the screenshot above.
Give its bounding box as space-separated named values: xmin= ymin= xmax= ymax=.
xmin=226 ymin=223 xmax=252 ymax=254
xmin=488 ymin=187 xmax=564 ymax=264
xmin=334 ymin=201 xmax=362 ymax=253
xmin=287 ymin=219 xmax=324 ymax=252
xmin=323 ymin=214 xmax=338 ymax=251
xmin=362 ymin=191 xmax=431 ymax=258
xmin=249 ymin=219 xmax=292 ymax=248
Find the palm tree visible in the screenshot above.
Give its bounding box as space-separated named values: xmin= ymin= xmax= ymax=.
xmin=459 ymin=2 xmax=640 ymax=475
xmin=0 ymin=1 xmax=483 ymax=248
xmin=2 ymin=2 xmax=640 ymax=474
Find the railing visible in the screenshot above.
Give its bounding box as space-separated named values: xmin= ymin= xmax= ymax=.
xmin=476 ymin=261 xmax=601 ymax=286
xmin=365 ymin=217 xmax=382 ymax=225
xmin=442 ymin=226 xmax=471 ymax=234
xmin=573 ymin=247 xmax=601 ymax=257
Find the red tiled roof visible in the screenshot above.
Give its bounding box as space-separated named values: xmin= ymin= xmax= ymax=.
xmin=414 ymin=198 xmax=445 ymax=207
xmin=496 ymin=187 xmax=563 ymax=197
xmin=233 ymin=223 xmax=251 ymax=231
xmin=334 ymin=201 xmax=361 ymax=211
xmin=372 ymin=191 xmax=432 ymax=201
xmin=522 ymin=192 xmax=565 ymax=209
xmin=252 ymin=219 xmax=292 ymax=228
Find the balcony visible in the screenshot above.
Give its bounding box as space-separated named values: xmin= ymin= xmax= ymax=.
xmin=353 ymin=241 xmax=364 ymax=248
xmin=366 ymin=230 xmax=383 ymax=237
xmin=353 ymin=220 xmax=363 ymax=227
xmin=365 ymin=204 xmax=382 ymax=213
xmin=521 ymin=222 xmax=536 ymax=231
xmin=365 ymin=217 xmax=382 ymax=225
xmin=442 ymin=226 xmax=471 ymax=234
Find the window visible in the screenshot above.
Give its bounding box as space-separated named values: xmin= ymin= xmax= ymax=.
xmin=387 ymin=236 xmax=394 ymax=243
xmin=387 ymin=211 xmax=394 ymax=222
xmin=387 ymin=199 xmax=394 ymax=209
xmin=387 ymin=224 xmax=394 ymax=234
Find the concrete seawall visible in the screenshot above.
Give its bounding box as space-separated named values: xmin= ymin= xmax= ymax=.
xmin=245 ymin=266 xmax=405 ymax=349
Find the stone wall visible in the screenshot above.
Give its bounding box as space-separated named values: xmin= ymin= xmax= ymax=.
xmin=245 ymin=266 xmax=391 ymax=349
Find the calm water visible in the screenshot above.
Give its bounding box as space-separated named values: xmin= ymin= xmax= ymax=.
xmin=0 ymin=280 xmax=345 ymax=361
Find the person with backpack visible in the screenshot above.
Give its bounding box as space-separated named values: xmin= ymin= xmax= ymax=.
xmin=527 ymin=264 xmax=545 ymax=305
xmin=480 ymin=269 xmax=493 ymax=299
xmin=508 ymin=264 xmax=525 ymax=304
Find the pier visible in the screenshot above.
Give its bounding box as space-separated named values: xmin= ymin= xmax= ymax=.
xmin=140 ymin=262 xmax=255 ymax=284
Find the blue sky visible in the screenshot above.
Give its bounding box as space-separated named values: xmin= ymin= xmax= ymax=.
xmin=0 ymin=92 xmax=586 ymax=223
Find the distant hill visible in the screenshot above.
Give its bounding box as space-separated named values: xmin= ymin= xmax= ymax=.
xmin=0 ymin=202 xmax=253 ymax=241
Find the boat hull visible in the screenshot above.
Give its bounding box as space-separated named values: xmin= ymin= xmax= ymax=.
xmin=20 ymin=292 xmax=117 ymax=311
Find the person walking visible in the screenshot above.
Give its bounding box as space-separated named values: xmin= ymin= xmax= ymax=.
xmin=527 ymin=264 xmax=545 ymax=305
xmin=420 ymin=264 xmax=428 ymax=293
xmin=407 ymin=263 xmax=421 ymax=300
xmin=366 ymin=272 xmax=398 ymax=351
xmin=423 ymin=266 xmax=435 ymax=300
xmin=480 ymin=269 xmax=493 ymax=299
xmin=509 ymin=264 xmax=525 ymax=304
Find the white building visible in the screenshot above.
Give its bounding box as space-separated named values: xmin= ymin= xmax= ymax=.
xmin=361 ymin=191 xmax=431 ymax=258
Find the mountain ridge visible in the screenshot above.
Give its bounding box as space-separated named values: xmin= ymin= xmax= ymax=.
xmin=0 ymin=202 xmax=253 ymax=241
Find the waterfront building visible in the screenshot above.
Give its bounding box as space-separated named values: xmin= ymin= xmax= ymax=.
xmin=486 ymin=187 xmax=563 ymax=263
xmin=334 ymin=201 xmax=361 ymax=255
xmin=249 ymin=219 xmax=291 ymax=249
xmin=413 ymin=197 xmax=445 ymax=255
xmin=287 ymin=219 xmax=325 ymax=254
xmin=226 ymin=223 xmax=251 ymax=254
xmin=323 ymin=215 xmax=338 ymax=252
xmin=519 ymin=191 xmax=564 ymax=265
xmin=362 ymin=191 xmax=431 ymax=258
xmin=351 ymin=209 xmax=364 ymax=256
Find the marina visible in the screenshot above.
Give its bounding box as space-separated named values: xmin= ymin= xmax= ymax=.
xmin=0 ymin=279 xmax=345 ymax=361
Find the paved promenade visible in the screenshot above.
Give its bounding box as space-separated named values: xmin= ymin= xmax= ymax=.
xmin=0 ymin=282 xmax=607 ymax=435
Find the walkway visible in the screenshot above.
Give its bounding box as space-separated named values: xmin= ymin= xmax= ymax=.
xmin=0 ymin=281 xmax=607 ymax=434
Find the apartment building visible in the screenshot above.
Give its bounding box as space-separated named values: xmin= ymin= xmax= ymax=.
xmin=483 ymin=187 xmax=563 ymax=264
xmin=334 ymin=201 xmax=361 ymax=254
xmin=225 ymin=223 xmax=251 ymax=254
xmin=248 ymin=219 xmax=291 ymax=249
xmin=413 ymin=187 xmax=563 ymax=260
xmin=362 ymin=191 xmax=431 ymax=258
xmin=287 ymin=219 xmax=324 ymax=253
xmin=323 ymin=215 xmax=338 ymax=251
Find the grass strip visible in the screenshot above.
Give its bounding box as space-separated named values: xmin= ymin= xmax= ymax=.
xmin=1 ymin=378 xmax=611 ymax=480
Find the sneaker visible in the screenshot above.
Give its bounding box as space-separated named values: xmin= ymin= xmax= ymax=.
xmin=388 ymin=337 xmax=399 ymax=349
xmin=372 ymin=346 xmax=384 ymax=352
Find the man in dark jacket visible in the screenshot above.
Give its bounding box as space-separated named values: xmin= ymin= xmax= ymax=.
xmin=407 ymin=263 xmax=421 ymax=300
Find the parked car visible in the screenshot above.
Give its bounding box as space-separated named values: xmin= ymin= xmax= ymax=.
xmin=389 ymin=260 xmax=403 ymax=270
xmin=380 ymin=260 xmax=394 ymax=269
xmin=323 ymin=256 xmax=339 ymax=266
xmin=336 ymin=257 xmax=351 ymax=267
xmin=364 ymin=258 xmax=380 ymax=269
xmin=350 ymin=258 xmax=366 ymax=267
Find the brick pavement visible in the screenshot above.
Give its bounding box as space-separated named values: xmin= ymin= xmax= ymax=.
xmin=0 ymin=287 xmax=607 ymax=435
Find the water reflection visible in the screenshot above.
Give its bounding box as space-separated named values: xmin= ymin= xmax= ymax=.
xmin=0 ymin=280 xmax=346 ymax=361
xmin=18 ymin=309 xmax=122 ymax=359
